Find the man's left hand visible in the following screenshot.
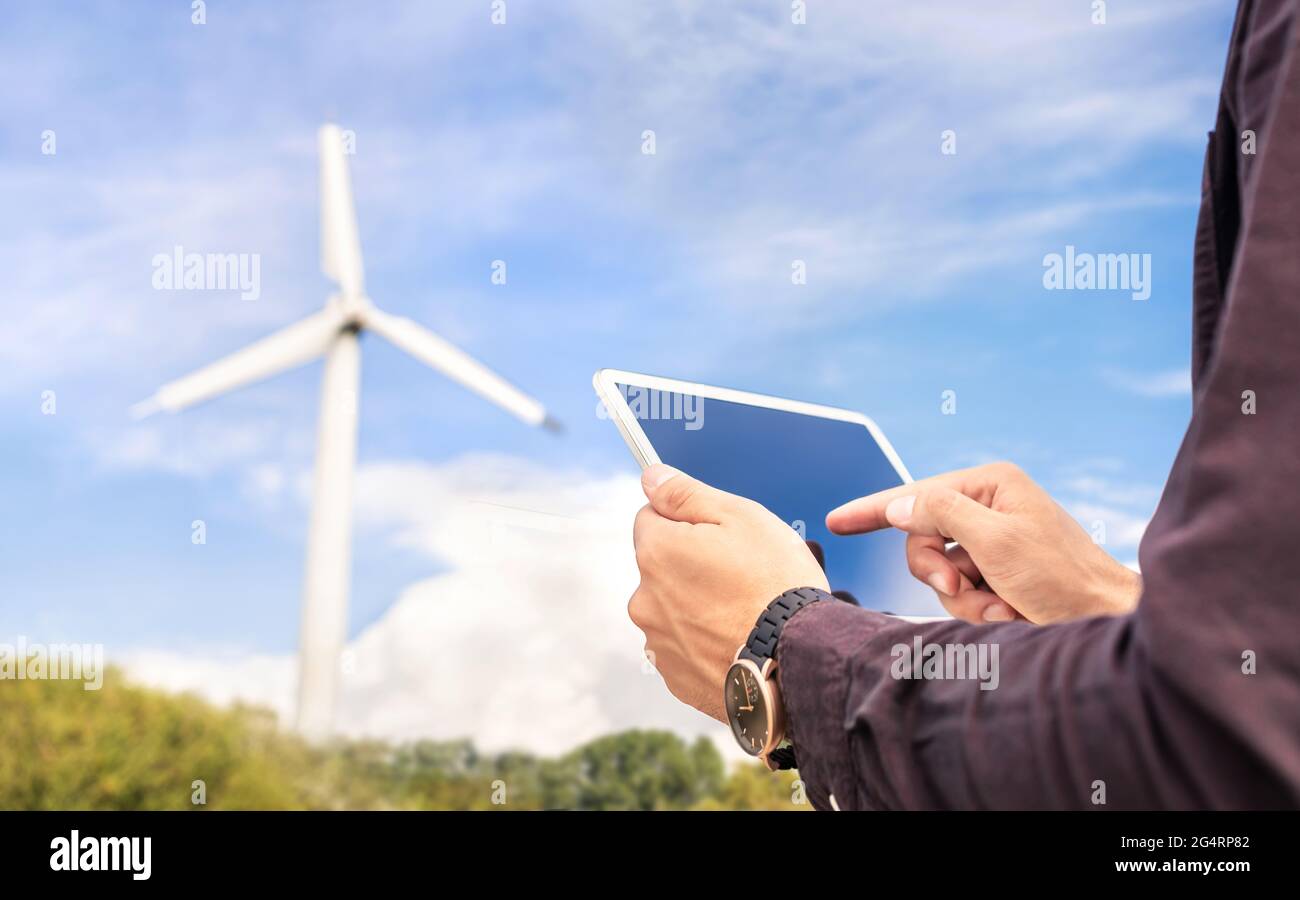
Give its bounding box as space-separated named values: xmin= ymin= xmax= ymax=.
xmin=628 ymin=464 xmax=830 ymax=722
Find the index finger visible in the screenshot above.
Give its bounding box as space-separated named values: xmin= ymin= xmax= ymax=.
xmin=825 ymin=465 xmax=1003 ymax=535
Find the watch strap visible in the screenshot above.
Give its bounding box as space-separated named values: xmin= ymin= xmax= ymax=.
xmin=767 ymin=743 xmax=799 ymax=771
xmin=738 ymin=586 xmax=829 ymax=664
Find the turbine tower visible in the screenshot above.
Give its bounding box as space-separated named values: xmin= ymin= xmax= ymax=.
xmin=132 ymin=124 xmax=557 ymax=738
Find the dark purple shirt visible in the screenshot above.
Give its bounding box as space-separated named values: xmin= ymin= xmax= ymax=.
xmin=777 ymin=0 xmax=1300 ymax=810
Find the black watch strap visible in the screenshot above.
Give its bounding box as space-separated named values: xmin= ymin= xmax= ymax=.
xmin=767 ymin=745 xmax=799 ymax=770
xmin=738 ymin=586 xmax=829 ymax=664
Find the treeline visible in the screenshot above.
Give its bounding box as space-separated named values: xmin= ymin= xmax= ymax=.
xmin=0 ymin=668 xmax=804 ymax=811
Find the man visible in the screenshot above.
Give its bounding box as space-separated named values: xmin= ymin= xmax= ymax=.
xmin=628 ymin=0 xmax=1300 ymax=810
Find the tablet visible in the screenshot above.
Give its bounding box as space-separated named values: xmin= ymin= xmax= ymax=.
xmin=594 ymin=369 xmax=944 ymax=617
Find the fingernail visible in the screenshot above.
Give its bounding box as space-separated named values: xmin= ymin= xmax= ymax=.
xmin=926 ymin=573 xmax=950 ymax=596
xmin=642 ymin=464 xmax=680 ymax=491
xmin=982 ymin=603 xmax=1015 ymax=623
xmin=885 ymin=495 xmax=915 ymax=526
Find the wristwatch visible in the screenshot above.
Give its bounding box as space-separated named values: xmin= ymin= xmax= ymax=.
xmin=723 ymin=586 xmax=829 ymax=770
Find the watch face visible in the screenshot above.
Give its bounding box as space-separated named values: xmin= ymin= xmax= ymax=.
xmin=724 ymin=661 xmax=770 ymax=756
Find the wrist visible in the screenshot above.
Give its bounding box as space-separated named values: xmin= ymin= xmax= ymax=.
xmin=724 ymin=586 xmax=831 ymax=765
xmin=1094 ymin=563 xmax=1142 ymax=616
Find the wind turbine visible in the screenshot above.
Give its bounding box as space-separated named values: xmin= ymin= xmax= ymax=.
xmin=132 ymin=124 xmax=558 ymax=738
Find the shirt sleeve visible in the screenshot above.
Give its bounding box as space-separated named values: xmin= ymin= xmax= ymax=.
xmin=777 ymin=603 xmax=1194 ymax=809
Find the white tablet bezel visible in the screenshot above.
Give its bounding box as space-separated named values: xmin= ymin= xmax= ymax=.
xmin=593 ymin=369 xmax=946 ymax=624
xmin=592 ymin=368 xmax=915 ymax=484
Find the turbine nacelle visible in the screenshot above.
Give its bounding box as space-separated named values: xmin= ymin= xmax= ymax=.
xmin=328 ymin=292 xmax=372 ymax=328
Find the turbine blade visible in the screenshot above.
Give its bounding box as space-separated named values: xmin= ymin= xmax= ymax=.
xmin=131 ymin=308 xmax=345 ymax=417
xmin=319 ymin=124 xmax=365 ymax=296
xmin=363 ymin=307 xmax=554 ymax=429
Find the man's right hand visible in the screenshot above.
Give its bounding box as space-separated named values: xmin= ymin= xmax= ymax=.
xmin=826 ymin=462 xmax=1142 ymax=624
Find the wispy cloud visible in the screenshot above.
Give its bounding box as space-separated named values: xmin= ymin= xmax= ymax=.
xmin=124 ymin=455 xmax=736 ymax=756
xmin=1101 ymin=366 xmax=1192 ymax=397
xmin=1067 ymin=500 xmax=1152 ymax=551
xmin=1 ymin=0 xmax=1226 ymax=393
xmin=1060 ymin=464 xmax=1162 ymax=553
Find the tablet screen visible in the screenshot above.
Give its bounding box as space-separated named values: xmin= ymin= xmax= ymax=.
xmin=620 ymin=383 xmax=939 ymax=616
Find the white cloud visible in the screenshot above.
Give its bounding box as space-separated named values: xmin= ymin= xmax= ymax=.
xmin=1060 ymin=476 xmax=1161 ymax=509
xmin=1061 ymin=461 xmax=1162 ymax=553
xmin=123 ymin=454 xmax=743 ymax=758
xmin=0 ymin=157 xmax=316 ymax=387
xmin=532 ymin=0 xmax=1217 ymax=313
xmin=92 ymin=417 xmax=300 ymax=478
xmin=1067 ymin=500 xmax=1151 ymax=551
xmin=1057 ymin=460 xmax=1162 ymax=554
xmin=1101 ymin=366 xmax=1193 ymax=397
xmin=123 ymin=649 xmax=295 ymax=714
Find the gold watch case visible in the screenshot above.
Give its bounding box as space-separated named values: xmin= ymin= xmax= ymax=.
xmin=723 ymin=649 xmax=786 ymax=761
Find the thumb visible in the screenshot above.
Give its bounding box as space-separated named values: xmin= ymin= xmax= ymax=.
xmin=884 ymin=486 xmax=1000 ymax=548
xmin=641 ymin=464 xmax=736 ymax=525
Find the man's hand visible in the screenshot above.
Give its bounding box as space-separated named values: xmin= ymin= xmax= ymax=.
xmin=826 ymin=462 xmax=1142 ymax=624
xmin=629 ymin=465 xmax=829 ymax=722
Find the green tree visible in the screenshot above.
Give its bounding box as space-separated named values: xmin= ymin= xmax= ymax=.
xmin=0 ymin=669 xmax=800 ymax=812
xmin=692 ymin=764 xmax=811 ymax=811
xmin=554 ymin=731 xmax=725 ymax=810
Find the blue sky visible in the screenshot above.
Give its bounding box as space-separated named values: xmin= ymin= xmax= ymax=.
xmin=0 ymin=1 xmax=1237 ymax=747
